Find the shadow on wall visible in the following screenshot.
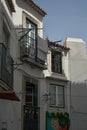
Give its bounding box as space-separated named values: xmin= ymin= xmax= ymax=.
xmin=70 ymin=81 xmax=87 ymax=130
xmin=70 ymin=81 xmax=87 ymax=113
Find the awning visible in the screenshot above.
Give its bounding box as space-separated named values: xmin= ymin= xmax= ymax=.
xmin=0 ymin=91 xmax=20 ymax=101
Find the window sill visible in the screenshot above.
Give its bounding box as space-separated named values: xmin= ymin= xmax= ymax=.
xmin=46 ymin=72 xmax=68 ymax=82
xmin=21 ymin=56 xmax=47 ymax=70
xmin=50 ymin=105 xmax=65 ymax=108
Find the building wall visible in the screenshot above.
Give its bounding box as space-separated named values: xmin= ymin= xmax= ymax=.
xmin=13 ymin=0 xmax=44 ymax=38
xmin=44 ymin=48 xmax=70 ymax=113
xmin=12 ymin=1 xmax=70 ymax=129
xmin=0 ymin=1 xmax=70 ymax=130
xmin=12 ymin=1 xmax=48 ymax=130
xmin=66 ymin=38 xmax=87 ymax=82
xmin=65 ymin=37 xmax=87 ymax=130
xmin=0 ymin=1 xmax=21 ymax=130
xmin=0 ymin=99 xmax=20 ymax=130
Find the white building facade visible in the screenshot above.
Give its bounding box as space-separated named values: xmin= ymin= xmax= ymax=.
xmin=65 ymin=38 xmax=87 ymax=130
xmin=0 ymin=0 xmax=20 ymax=130
xmin=12 ymin=1 xmax=48 ymax=130
xmin=0 ymin=1 xmax=70 ymax=130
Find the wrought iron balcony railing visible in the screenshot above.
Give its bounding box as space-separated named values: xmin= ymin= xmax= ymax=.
xmin=24 ymin=105 xmax=40 ymax=130
xmin=0 ymin=43 xmax=13 ymax=89
xmin=20 ymin=36 xmax=47 ymax=68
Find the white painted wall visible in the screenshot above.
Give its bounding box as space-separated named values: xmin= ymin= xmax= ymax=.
xmin=66 ymin=37 xmax=87 ymax=82
xmin=12 ymin=1 xmax=48 ymax=130
xmin=65 ymin=37 xmax=87 ymax=130
xmin=43 ymin=48 xmax=71 ymax=116
xmin=0 ymin=1 xmax=21 ymax=130
xmin=13 ymin=0 xmax=44 ymax=37
xmin=0 ymin=1 xmax=70 ymax=130
xmin=0 ymin=100 xmax=21 ymax=130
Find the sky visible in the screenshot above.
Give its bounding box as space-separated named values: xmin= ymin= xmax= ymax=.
xmin=34 ymin=0 xmax=87 ymax=43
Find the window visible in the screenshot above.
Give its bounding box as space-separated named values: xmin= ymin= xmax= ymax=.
xmin=25 ymin=82 xmax=38 ymax=106
xmin=1 ymin=19 xmax=13 ymax=89
xmin=3 ymin=19 xmax=13 ymax=73
xmin=49 ymin=84 xmax=64 ymax=107
xmin=26 ymin=18 xmax=37 ymax=58
xmin=52 ymin=51 xmax=62 ymax=74
xmin=3 ymin=20 xmax=10 ymax=48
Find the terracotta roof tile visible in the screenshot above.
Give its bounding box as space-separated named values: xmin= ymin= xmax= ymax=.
xmin=0 ymin=91 xmax=20 ymax=101
xmin=47 ymin=39 xmax=70 ymax=51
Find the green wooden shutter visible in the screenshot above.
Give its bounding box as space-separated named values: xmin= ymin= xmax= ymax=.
xmin=34 ymin=84 xmax=38 ymax=107
xmin=52 ymin=51 xmax=55 ymax=72
xmin=59 ymin=52 xmax=62 ymax=74
xmin=1 ymin=45 xmax=6 ymax=81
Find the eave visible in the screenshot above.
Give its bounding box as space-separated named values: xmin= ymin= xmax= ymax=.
xmin=47 ymin=39 xmax=70 ymax=51
xmin=22 ymin=0 xmax=47 ymax=17
xmin=7 ymin=0 xmax=15 ymax=12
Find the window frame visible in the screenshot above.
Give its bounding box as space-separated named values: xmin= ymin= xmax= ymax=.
xmin=26 ymin=18 xmax=37 ymax=59
xmin=25 ymin=82 xmax=38 ymax=107
xmin=49 ymin=84 xmax=65 ymax=108
xmin=51 ymin=51 xmax=62 ymax=74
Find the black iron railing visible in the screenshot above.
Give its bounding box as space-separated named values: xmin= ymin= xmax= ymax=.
xmin=19 ymin=29 xmax=37 ymax=59
xmin=20 ymin=35 xmax=46 ymax=66
xmin=24 ymin=105 xmax=40 ymax=130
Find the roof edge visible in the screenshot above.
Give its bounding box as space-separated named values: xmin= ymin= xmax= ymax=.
xmin=47 ymin=39 xmax=70 ymax=51
xmin=7 ymin=0 xmax=15 ymax=12
xmin=22 ymin=0 xmax=47 ymax=17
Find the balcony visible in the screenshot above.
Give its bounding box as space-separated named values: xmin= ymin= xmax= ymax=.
xmin=24 ymin=105 xmax=40 ymax=130
xmin=0 ymin=43 xmax=13 ymax=90
xmin=20 ymin=35 xmax=48 ymax=69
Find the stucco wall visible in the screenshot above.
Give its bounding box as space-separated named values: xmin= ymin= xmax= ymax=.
xmin=0 ymin=100 xmax=20 ymax=130
xmin=0 ymin=1 xmax=21 ymax=130
xmin=65 ymin=37 xmax=87 ymax=130
xmin=66 ymin=38 xmax=87 ymax=82
xmin=13 ymin=0 xmax=44 ymax=37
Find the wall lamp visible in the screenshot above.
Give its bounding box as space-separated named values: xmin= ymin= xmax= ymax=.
xmin=43 ymin=93 xmax=50 ymax=102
